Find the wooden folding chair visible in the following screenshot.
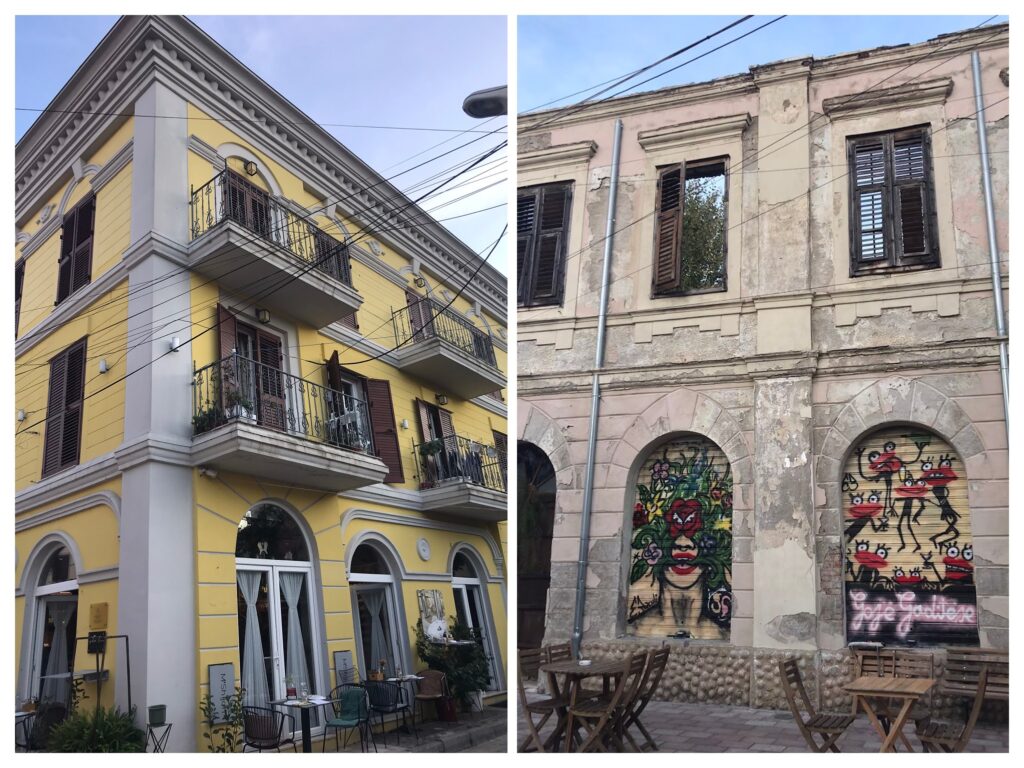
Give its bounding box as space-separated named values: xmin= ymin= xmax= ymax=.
xmin=518 ymin=647 xmax=569 ymax=752
xmin=779 ymin=659 xmax=855 ymax=753
xmin=568 ymin=652 xmax=646 ymax=752
xmin=916 ymin=666 xmax=988 ymax=752
xmin=545 ymin=641 xmax=574 ymax=663
xmin=620 ymin=646 xmax=670 ymax=751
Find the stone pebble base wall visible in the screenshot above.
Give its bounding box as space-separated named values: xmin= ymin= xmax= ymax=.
xmin=572 ymin=640 xmax=1006 ymax=722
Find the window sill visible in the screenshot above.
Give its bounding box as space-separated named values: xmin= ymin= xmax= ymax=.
xmin=849 ymin=260 xmax=940 ymax=279
xmin=651 ymin=285 xmax=727 ymax=300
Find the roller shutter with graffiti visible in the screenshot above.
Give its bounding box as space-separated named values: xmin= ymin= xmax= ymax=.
xmin=628 ymin=437 xmax=732 ymax=640
xmin=843 ymin=427 xmax=978 ymax=646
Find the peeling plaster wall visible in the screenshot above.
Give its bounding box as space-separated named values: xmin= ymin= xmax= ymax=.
xmin=517 ymin=27 xmax=1008 ymax=710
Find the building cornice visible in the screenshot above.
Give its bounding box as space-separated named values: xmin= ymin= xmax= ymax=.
xmin=638 ymin=113 xmax=751 ymax=153
xmin=15 ymin=490 xmax=122 ymax=532
xmin=822 ymin=77 xmax=953 ymax=120
xmin=14 ymin=454 xmax=120 ymax=514
xmin=517 ymin=140 xmax=597 ymax=173
xmin=16 ymin=15 xmax=507 ymax=323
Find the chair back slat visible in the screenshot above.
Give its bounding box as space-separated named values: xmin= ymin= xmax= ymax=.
xmin=519 ymin=647 xmax=545 ymax=680
xmin=545 ymin=642 xmax=573 ymax=663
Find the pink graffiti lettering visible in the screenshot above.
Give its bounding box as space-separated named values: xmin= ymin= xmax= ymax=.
xmin=849 ymin=591 xmax=976 ymax=638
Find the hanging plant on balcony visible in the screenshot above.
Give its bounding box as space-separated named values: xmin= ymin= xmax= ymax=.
xmin=418 ymin=439 xmax=444 ymax=457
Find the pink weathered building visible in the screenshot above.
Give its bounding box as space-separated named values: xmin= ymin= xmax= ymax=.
xmin=517 ymin=23 xmax=1008 ymax=710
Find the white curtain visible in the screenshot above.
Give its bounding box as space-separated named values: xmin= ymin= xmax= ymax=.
xmin=279 ymin=572 xmax=310 ymax=693
xmin=40 ymin=601 xmax=74 ymax=705
xmin=363 ymin=589 xmax=394 ymax=677
xmin=237 ymin=571 xmax=270 ymax=706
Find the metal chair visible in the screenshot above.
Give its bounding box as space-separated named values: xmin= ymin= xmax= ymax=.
xmin=413 ymin=670 xmax=448 ymax=727
xmin=241 ymin=706 xmax=296 ymax=753
xmin=779 ymin=659 xmax=855 ymax=752
xmin=323 ymin=684 xmax=376 ymax=753
xmin=365 ymin=679 xmax=415 ymax=746
xmin=916 ymin=666 xmax=989 ymax=752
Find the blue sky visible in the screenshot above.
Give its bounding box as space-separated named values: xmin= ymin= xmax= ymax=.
xmin=15 ymin=15 xmax=509 ymax=275
xmin=518 ymin=15 xmax=1007 ymax=113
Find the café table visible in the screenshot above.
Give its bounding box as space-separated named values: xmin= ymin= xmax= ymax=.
xmin=844 ymin=675 xmax=934 ymax=752
xmin=540 ymin=658 xmax=625 ymax=753
xmin=270 ymin=695 xmax=337 ymax=753
xmin=386 ymin=675 xmax=424 ymax=733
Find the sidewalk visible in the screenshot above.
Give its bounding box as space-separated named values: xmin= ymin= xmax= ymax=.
xmin=517 ymin=694 xmax=1008 ymax=752
xmin=323 ymin=704 xmax=506 ymax=753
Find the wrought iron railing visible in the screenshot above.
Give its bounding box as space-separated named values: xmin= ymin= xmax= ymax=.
xmin=192 ymin=353 xmax=373 ymax=454
xmin=189 ymin=170 xmax=354 ymax=287
xmin=393 ymin=299 xmax=498 ymax=369
xmin=415 ymin=434 xmax=506 ymax=493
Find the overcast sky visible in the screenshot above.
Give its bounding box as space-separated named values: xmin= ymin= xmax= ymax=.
xmin=15 ymin=15 xmax=509 ymax=275
xmin=518 ymin=15 xmax=1007 ymax=113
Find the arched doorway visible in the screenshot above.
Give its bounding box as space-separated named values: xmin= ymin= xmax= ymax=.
xmin=842 ymin=426 xmax=978 ymax=645
xmin=627 ymin=435 xmax=733 ymax=640
xmin=452 ymin=550 xmax=502 ymax=691
xmin=349 ymin=541 xmax=406 ymax=680
xmin=27 ymin=545 xmax=79 ymax=709
xmin=517 ymin=442 xmax=556 ymax=649
xmin=235 ymin=503 xmax=324 ymax=731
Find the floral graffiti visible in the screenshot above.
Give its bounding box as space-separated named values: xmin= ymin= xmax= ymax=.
xmin=627 ymin=438 xmax=732 ymax=640
xmin=842 ymin=428 xmax=978 ymax=646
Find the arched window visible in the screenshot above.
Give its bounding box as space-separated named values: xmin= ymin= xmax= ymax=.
xmin=842 ymin=426 xmax=978 ymax=645
xmin=235 ymin=503 xmax=322 ymax=732
xmin=30 ymin=546 xmax=79 ymax=708
xmin=349 ymin=542 xmax=404 ymax=680
xmin=451 ymin=549 xmax=501 ymax=691
xmin=627 ymin=435 xmax=733 ymax=640
xmin=517 ymin=442 xmax=556 ymax=649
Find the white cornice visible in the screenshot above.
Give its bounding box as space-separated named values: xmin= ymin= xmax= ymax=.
xmin=114 ymin=434 xmax=194 ymax=471
xmin=822 ymin=77 xmax=953 ymax=120
xmin=638 ymin=113 xmax=751 ymax=153
xmin=15 ymin=15 xmax=507 ymax=323
xmin=518 ymin=141 xmax=597 ymax=173
xmin=89 ymin=139 xmax=134 ymax=191
xmin=15 ymin=490 xmax=121 ymax=531
xmin=14 ymin=454 xmax=120 ymax=514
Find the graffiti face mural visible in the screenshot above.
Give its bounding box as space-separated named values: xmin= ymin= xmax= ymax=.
xmin=843 ymin=428 xmax=978 ymax=646
xmin=628 ymin=437 xmax=732 ymax=640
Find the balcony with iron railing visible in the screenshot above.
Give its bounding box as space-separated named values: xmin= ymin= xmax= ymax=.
xmin=188 ymin=170 xmax=363 ymax=328
xmin=392 ymin=298 xmax=506 ymax=400
xmin=190 ymin=353 xmax=387 ymax=491
xmin=414 ymin=434 xmax=507 ymax=520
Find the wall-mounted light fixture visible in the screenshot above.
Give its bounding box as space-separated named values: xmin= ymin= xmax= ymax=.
xmin=17 ymin=409 xmax=26 ymax=422
xmin=198 ymin=466 xmax=218 ymax=479
xmin=435 ymin=394 xmax=449 ymax=406
xmin=400 ymin=418 xmax=409 ymax=430
xmin=98 ymin=359 xmax=109 ymax=374
xmin=256 ymin=308 xmax=271 ymax=324
xmin=413 ymin=275 xmax=426 ymax=288
xmin=170 ymin=337 xmax=181 ymax=353
xmin=243 ymin=160 xmax=258 ymax=176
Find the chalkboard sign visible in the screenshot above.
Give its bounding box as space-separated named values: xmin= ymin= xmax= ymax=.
xmin=207 ymin=663 xmax=235 ymax=723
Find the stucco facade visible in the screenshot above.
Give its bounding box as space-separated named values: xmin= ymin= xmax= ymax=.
xmin=517 ymin=24 xmax=1008 ymax=711
xmin=16 ymin=16 xmax=507 ymax=751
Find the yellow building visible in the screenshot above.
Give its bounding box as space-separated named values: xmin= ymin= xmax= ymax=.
xmin=15 ymin=16 xmax=508 ymax=752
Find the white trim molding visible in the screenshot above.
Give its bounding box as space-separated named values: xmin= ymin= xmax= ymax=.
xmin=638 ymin=113 xmax=752 ymax=153
xmin=822 ymin=77 xmax=953 ymax=120
xmin=14 ymin=454 xmax=120 ymax=514
xmin=517 ymin=140 xmax=597 ymax=173
xmin=15 ymin=490 xmax=122 ymax=533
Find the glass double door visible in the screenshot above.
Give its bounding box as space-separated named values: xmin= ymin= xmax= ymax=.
xmin=452 ymin=581 xmax=501 ymax=692
xmin=236 ymin=562 xmax=322 ymax=730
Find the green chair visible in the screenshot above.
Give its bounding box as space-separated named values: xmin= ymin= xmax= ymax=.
xmin=323 ymin=684 xmax=376 ymax=753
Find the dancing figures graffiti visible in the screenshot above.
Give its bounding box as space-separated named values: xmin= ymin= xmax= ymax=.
xmin=842 ymin=427 xmax=978 ymax=646
xmin=627 ymin=437 xmax=732 ymax=640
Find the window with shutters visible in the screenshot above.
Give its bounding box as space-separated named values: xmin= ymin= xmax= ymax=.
xmin=56 ymin=195 xmax=95 ymax=306
xmin=652 ymin=158 xmax=727 ymax=297
xmin=517 ymin=182 xmax=572 ymax=308
xmin=42 ymin=338 xmax=87 ymax=478
xmin=848 ymin=126 xmax=939 ymax=275
xmin=15 ymin=259 xmax=25 ymax=336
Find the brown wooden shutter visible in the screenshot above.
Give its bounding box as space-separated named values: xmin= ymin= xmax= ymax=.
xmin=437 ymin=408 xmax=455 ymax=438
xmin=256 ymin=331 xmax=285 ymax=430
xmin=56 ymin=208 xmax=76 ymax=304
xmin=339 ymin=311 xmax=359 ymax=331
xmin=653 ymin=165 xmax=683 ymax=293
xmin=516 ymin=191 xmax=538 ymax=305
xmin=850 ymin=137 xmax=889 ymax=268
xmin=217 ymin=304 xmax=238 ymax=359
xmin=326 ymin=350 xmax=344 ymax=391
xmin=42 ymin=339 xmax=86 ymax=477
xmin=15 ymin=260 xmax=25 ymax=336
xmin=532 ymin=185 xmax=570 ymax=304
xmin=892 ymin=134 xmax=930 ymax=258
xmin=71 ymin=197 xmax=95 ymax=294
xmin=365 ymin=379 xmax=404 ymax=483
xmin=416 ymin=399 xmax=433 ymax=442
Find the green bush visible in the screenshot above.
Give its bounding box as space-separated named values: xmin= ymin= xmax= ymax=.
xmin=415 ymin=617 xmax=491 ymax=709
xmin=47 ymin=705 xmax=145 ymax=752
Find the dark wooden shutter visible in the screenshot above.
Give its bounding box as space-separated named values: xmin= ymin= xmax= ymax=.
xmin=516 ymin=191 xmax=538 ymax=304
xmin=339 ymin=311 xmax=359 ymax=331
xmin=532 ymin=185 xmax=571 ymax=304
xmin=71 ymin=197 xmax=95 ymax=294
xmin=325 ymin=350 xmax=344 ymax=391
xmin=437 ymin=408 xmax=455 ymax=438
xmin=653 ymin=166 xmax=683 ymax=293
xmin=366 ymin=379 xmax=404 ymax=483
xmin=15 ymin=260 xmax=25 ymax=336
xmin=42 ymin=339 xmax=86 ymax=477
xmin=892 ymin=134 xmax=930 ymax=259
xmin=56 ymin=208 xmax=76 ymax=304
xmin=217 ymin=304 xmax=238 ymax=359
xmin=256 ymin=331 xmax=285 ymax=430
xmin=416 ymin=399 xmax=434 ymax=442
xmin=850 ymin=137 xmax=890 ymax=268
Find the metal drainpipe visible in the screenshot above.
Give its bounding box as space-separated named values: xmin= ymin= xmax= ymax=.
xmin=571 ymin=118 xmax=623 ymax=657
xmin=971 ymin=51 xmax=1010 ymax=431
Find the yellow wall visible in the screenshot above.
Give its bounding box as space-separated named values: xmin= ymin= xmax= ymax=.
xmin=15 ymin=281 xmax=128 ymax=490
xmin=16 ymin=118 xmax=134 ymax=339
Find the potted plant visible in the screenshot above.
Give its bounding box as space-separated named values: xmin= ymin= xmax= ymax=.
xmin=418 ymin=439 xmax=444 ymax=457
xmin=191 ymin=404 xmax=225 ymax=434
xmin=415 ymin=618 xmax=490 ymax=713
xmin=199 ymin=686 xmax=245 ymax=753
xmin=47 ymin=705 xmax=146 ymax=752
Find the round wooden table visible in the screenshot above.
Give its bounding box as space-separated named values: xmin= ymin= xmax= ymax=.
xmin=540 ymin=658 xmax=625 ymax=752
